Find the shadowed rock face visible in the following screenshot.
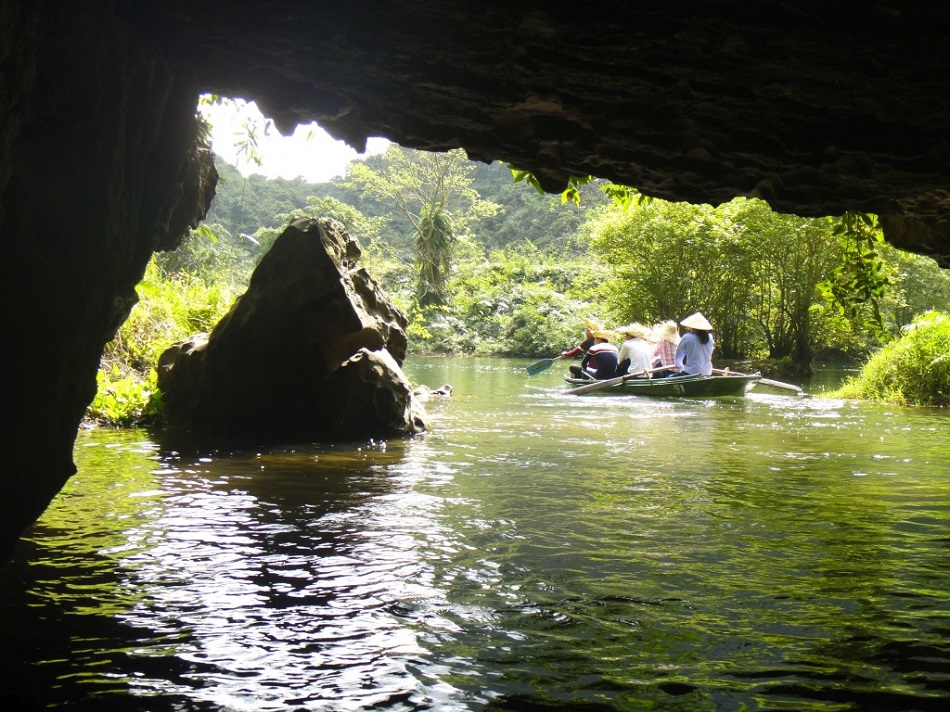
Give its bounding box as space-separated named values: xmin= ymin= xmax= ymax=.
xmin=157 ymin=218 xmax=429 ymax=444
xmin=127 ymin=1 xmax=950 ymax=264
xmin=1 ymin=0 xmax=948 ymax=560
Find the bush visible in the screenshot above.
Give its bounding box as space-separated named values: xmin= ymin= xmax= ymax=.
xmin=831 ymin=311 xmax=950 ymax=406
xmin=406 ymin=247 xmax=609 ymax=357
xmin=86 ymin=367 xmax=163 ymax=427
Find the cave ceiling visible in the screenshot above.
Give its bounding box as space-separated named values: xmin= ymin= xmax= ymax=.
xmin=125 ymin=1 xmax=950 ymax=263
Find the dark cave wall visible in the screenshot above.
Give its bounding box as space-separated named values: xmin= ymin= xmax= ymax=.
xmin=0 ymin=1 xmax=212 ymax=560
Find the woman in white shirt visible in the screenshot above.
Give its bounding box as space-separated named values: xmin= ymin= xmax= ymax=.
xmin=615 ymin=323 xmax=654 ymax=376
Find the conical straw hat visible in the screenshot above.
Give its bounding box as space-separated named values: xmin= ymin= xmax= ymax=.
xmin=680 ymin=312 xmax=713 ymax=330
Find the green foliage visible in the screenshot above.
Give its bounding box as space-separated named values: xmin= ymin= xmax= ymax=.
xmin=155 ymin=221 xmax=259 ymax=290
xmin=818 ymin=212 xmax=890 ymax=333
xmin=507 ymin=166 xmax=647 ymax=212
xmin=344 ymin=145 xmax=501 ymax=307
xmin=587 ymin=198 xmax=734 ymax=339
xmin=831 ymin=311 xmax=950 ymax=406
xmin=583 ymin=196 xmax=909 ymax=367
xmin=877 ymin=243 xmax=950 ymax=330
xmin=510 ymin=166 xmax=545 ymax=194
xmin=408 ymin=246 xmax=609 ymax=356
xmin=205 ymin=159 xmax=321 ymax=239
xmin=87 ymin=367 xmax=163 ymax=427
xmin=90 ymin=260 xmax=236 ymax=426
xmin=415 ymin=206 xmax=455 ymax=306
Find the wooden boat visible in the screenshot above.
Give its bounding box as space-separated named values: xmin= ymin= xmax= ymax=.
xmin=563 ymin=371 xmax=762 ymax=397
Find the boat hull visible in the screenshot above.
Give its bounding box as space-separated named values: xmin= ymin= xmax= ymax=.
xmin=563 ymin=373 xmax=761 ymax=397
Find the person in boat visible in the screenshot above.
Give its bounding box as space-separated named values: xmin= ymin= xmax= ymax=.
xmin=651 ymin=320 xmax=680 ymax=370
xmin=560 ymin=317 xmax=599 ymax=367
xmin=615 ymin=323 xmax=654 ymax=377
xmin=564 ymin=329 xmax=619 ymax=380
xmin=561 ymin=317 xmax=601 ymax=359
xmin=668 ymin=312 xmax=715 ymax=377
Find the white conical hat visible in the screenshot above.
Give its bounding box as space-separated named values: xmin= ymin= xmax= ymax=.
xmin=680 ymin=312 xmax=713 ymax=330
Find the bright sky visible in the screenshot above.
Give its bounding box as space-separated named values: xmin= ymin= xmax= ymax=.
xmin=199 ymin=96 xmax=390 ymax=183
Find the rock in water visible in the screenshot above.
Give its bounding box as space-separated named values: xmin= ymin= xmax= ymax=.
xmin=157 ymin=217 xmax=429 ymax=443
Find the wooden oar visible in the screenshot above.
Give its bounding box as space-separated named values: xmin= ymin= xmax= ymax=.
xmin=758 ymin=377 xmax=806 ymax=395
xmin=565 ymin=367 xmax=670 ymax=395
xmin=526 ymin=354 xmax=564 ymax=376
xmin=712 ymin=368 xmax=805 ymax=395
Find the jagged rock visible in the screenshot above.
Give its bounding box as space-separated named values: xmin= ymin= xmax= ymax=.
xmin=157 ymin=218 xmax=429 ymax=443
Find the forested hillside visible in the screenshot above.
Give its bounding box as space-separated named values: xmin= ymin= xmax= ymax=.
xmin=206 ymin=154 xmax=606 ymax=254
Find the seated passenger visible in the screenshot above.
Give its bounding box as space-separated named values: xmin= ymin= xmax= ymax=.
xmin=567 ymin=329 xmax=618 ymax=380
xmin=615 ymin=323 xmax=654 ymax=377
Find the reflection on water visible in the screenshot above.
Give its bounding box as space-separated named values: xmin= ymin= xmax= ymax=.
xmin=1 ymin=358 xmax=948 ymax=711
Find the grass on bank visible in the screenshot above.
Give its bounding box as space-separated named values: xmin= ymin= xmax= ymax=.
xmin=830 ymin=311 xmax=950 ymax=406
xmin=85 ymin=261 xmax=238 ymax=427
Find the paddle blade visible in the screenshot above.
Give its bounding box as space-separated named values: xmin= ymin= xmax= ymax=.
xmin=758 ymin=377 xmax=805 ymax=395
xmin=526 ymin=358 xmax=555 ymax=376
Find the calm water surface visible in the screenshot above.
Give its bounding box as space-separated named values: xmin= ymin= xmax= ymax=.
xmin=1 ymin=358 xmax=948 ymax=711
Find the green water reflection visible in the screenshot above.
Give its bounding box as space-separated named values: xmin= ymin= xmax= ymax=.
xmin=0 ymin=357 xmax=946 ymax=711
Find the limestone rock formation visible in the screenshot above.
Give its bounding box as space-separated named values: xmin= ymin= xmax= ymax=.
xmin=157 ymin=218 xmax=429 ymax=444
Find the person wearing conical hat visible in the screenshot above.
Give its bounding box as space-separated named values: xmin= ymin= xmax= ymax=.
xmin=563 ymin=317 xmax=603 ymax=356
xmin=564 ymin=328 xmax=619 ymax=380
xmin=615 ymin=323 xmax=653 ymax=377
xmin=651 ymin=320 xmax=680 ymax=369
xmin=670 ymin=311 xmax=715 ymax=377
xmin=561 ymin=317 xmax=604 ymax=372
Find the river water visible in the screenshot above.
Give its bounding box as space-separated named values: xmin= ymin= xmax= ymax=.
xmin=1 ymin=358 xmax=948 ymax=711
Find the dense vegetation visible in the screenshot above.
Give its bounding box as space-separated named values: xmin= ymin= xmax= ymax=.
xmin=830 ymin=311 xmax=950 ymax=406
xmin=87 ymin=145 xmax=950 ymax=425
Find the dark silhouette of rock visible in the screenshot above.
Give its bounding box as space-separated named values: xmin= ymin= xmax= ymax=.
xmin=157 ymin=218 xmax=429 ymax=444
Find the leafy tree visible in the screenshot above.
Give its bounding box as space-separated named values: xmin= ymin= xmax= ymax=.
xmin=206 ymin=160 xmax=317 ymax=238
xmin=585 ymin=199 xmax=722 ymax=341
xmin=876 ymin=243 xmax=950 ymax=330
xmin=736 ymin=202 xmax=840 ymax=364
xmin=585 ymin=197 xmax=860 ymax=366
xmin=344 ymin=146 xmax=500 ymax=305
xmin=154 ymin=222 xmax=260 ymax=290
xmin=412 ymin=244 xmax=610 ymax=356
xmin=818 ymin=212 xmax=890 ymax=332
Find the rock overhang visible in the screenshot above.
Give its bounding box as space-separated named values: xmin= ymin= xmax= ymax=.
xmin=122 ymin=1 xmax=950 ymax=264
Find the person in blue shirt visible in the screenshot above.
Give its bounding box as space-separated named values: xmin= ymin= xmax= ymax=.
xmin=669 ymin=312 xmax=715 ymax=376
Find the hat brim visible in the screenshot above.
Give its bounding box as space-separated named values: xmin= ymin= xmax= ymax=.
xmin=680 ymin=313 xmax=713 ymax=330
